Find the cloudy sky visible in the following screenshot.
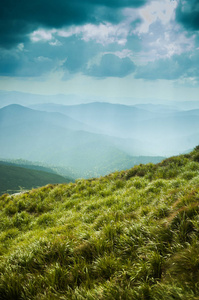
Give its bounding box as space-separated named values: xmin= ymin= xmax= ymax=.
xmin=0 ymin=0 xmax=199 ymax=104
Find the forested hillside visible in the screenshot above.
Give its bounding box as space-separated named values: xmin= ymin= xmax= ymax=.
xmin=0 ymin=162 xmax=72 ymax=195
xmin=0 ymin=147 xmax=199 ymax=299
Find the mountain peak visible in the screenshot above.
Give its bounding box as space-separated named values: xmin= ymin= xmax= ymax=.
xmin=1 ymin=103 xmax=32 ymax=112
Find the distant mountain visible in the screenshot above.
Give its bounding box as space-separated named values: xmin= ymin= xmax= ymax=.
xmin=0 ymin=162 xmax=71 ymax=195
xmin=0 ymin=90 xmax=85 ymax=108
xmin=30 ymin=102 xmax=199 ymax=155
xmin=1 ymin=102 xmax=198 ymax=178
xmin=30 ymin=102 xmax=158 ymax=126
xmin=133 ymin=103 xmax=180 ymax=113
xmin=178 ymin=108 xmax=199 ymax=116
xmin=1 ymin=90 xmax=199 ymax=110
xmin=0 ymin=104 xmax=95 ymax=132
xmin=172 ymin=100 xmax=199 ymax=110
xmin=0 ymin=104 xmax=163 ymax=178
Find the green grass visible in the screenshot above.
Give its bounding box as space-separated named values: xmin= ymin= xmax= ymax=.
xmin=0 ymin=163 xmax=73 ymax=195
xmin=0 ymin=147 xmax=199 ymax=299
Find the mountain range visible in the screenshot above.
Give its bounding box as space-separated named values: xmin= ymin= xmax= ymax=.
xmin=0 ymin=103 xmax=163 ymax=178
xmin=30 ymin=102 xmax=199 ymax=155
xmin=0 ymin=101 xmax=199 ymax=178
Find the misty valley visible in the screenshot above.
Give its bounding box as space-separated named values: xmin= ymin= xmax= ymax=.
xmin=0 ymin=101 xmax=199 ymax=194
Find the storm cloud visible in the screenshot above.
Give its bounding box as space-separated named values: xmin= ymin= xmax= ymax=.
xmin=0 ymin=0 xmax=148 ymax=48
xmin=176 ymin=0 xmax=199 ymax=31
xmin=1 ymin=0 xmax=199 ymax=95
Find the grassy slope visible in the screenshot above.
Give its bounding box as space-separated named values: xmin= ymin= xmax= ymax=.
xmin=0 ymin=163 xmax=72 ymax=195
xmin=0 ymin=147 xmax=199 ymax=299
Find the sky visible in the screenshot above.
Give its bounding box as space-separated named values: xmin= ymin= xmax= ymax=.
xmin=0 ymin=0 xmax=199 ymax=104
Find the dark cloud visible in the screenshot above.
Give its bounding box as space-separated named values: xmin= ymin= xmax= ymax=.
xmin=0 ymin=51 xmax=21 ymax=76
xmin=135 ymin=52 xmax=199 ymax=80
xmin=0 ymin=0 xmax=148 ymax=49
xmin=87 ymin=0 xmax=148 ymax=8
xmin=0 ymin=35 xmax=103 ymax=77
xmin=0 ymin=47 xmax=56 ymax=77
xmin=85 ymin=54 xmax=136 ymax=78
xmin=176 ymin=0 xmax=199 ymax=31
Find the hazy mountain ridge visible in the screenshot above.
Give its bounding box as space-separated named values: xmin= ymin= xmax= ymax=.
xmin=29 ymin=101 xmax=199 ymax=155
xmin=1 ymin=101 xmax=198 ymax=178
xmin=0 ymin=103 xmax=165 ymax=177
xmin=1 ymin=90 xmax=199 ymax=110
xmin=0 ymin=147 xmax=199 ymax=298
xmin=0 ymin=104 xmax=96 ymax=133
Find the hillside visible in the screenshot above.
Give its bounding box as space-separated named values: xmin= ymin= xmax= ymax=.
xmin=0 ymin=162 xmax=72 ymax=195
xmin=0 ymin=147 xmax=199 ymax=299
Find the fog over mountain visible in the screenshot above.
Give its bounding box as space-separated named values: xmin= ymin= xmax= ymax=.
xmin=0 ymin=101 xmax=198 ymax=178
xmin=0 ymin=103 xmax=166 ymax=178
xmin=30 ymin=102 xmax=199 ymax=156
